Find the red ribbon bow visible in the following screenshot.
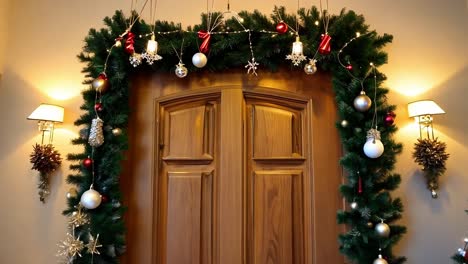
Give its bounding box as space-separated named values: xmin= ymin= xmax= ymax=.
xmin=198 ymin=30 xmax=211 ymax=54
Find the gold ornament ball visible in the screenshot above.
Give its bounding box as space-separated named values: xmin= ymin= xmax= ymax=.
xmin=304 ymin=61 xmax=317 ymax=75
xmin=373 ymin=255 xmax=388 ymax=264
xmin=375 ymin=222 xmax=391 ymax=238
xmin=341 ymin=120 xmax=349 ymax=128
xmin=66 ymin=188 xmax=78 ymax=199
xmin=112 ymin=128 xmax=122 ymax=136
xmin=353 ymin=91 xmax=372 ymax=112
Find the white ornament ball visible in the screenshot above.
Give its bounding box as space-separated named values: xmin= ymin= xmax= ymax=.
xmin=80 ymin=189 xmax=102 ymax=209
xmin=350 ymin=201 xmax=358 ymax=209
xmin=192 ymin=52 xmax=207 ymax=68
xmin=363 ymin=138 xmax=384 ymax=158
xmin=175 ymin=63 xmax=188 ymax=78
xmin=373 ymin=255 xmax=388 ymax=264
xmin=353 ymin=91 xmax=372 ymax=112
xmin=375 ymin=222 xmax=391 ymax=238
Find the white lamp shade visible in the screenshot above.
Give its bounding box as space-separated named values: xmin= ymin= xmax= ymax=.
xmin=27 ymin=104 xmax=64 ymax=122
xmin=407 ymin=100 xmax=445 ymax=118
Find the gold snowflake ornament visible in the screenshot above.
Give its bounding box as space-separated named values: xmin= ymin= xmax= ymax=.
xmin=86 ymin=233 xmax=102 ymax=255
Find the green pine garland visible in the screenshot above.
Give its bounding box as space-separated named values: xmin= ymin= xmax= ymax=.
xmin=64 ymin=6 xmax=405 ymax=263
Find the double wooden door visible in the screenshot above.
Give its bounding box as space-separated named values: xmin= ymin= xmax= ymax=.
xmin=122 ymin=71 xmax=343 ymax=264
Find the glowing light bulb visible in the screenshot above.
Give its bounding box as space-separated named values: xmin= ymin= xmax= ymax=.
xmin=314 ymin=20 xmax=319 ymax=26
xmin=356 ymin=32 xmax=361 ymax=37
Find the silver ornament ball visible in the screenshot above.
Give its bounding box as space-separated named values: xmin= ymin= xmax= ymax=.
xmin=373 ymin=255 xmax=388 ymax=264
xmin=175 ymin=63 xmax=188 ymax=78
xmin=375 ymin=222 xmax=391 ymax=238
xmin=353 ymin=91 xmax=372 ymax=112
xmin=363 ymin=138 xmax=384 ymax=158
xmin=304 ymin=60 xmax=317 ymax=75
xmin=80 ymin=188 xmax=102 ymax=209
xmin=66 ymin=188 xmax=78 ymax=199
xmin=192 ymin=52 xmax=207 ymax=68
xmin=341 ymin=120 xmax=349 ymax=128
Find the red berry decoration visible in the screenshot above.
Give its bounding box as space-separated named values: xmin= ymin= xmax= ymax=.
xmin=83 ymin=157 xmax=93 ymax=169
xmin=384 ymin=111 xmax=396 ymax=126
xmin=346 ymin=64 xmax=353 ymax=70
xmin=94 ymin=102 xmax=103 ymax=112
xmin=276 ymin=21 xmax=288 ymax=34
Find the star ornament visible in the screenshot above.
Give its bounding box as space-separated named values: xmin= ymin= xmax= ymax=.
xmin=57 ymin=231 xmax=84 ymax=263
xmin=69 ymin=204 xmax=89 ymax=228
xmin=245 ymin=58 xmax=259 ymax=76
xmin=86 ymin=233 xmax=102 ymax=255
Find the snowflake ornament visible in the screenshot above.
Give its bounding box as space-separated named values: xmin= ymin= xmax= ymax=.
xmin=245 ymin=58 xmax=259 ymax=76
xmin=129 ymin=53 xmax=142 ymax=67
xmin=141 ymin=52 xmax=162 ymax=65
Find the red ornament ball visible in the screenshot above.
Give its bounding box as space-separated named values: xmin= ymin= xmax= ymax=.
xmin=276 ymin=21 xmax=288 ymax=34
xmin=101 ymin=195 xmax=109 ymax=203
xmin=83 ymin=157 xmax=93 ymax=169
xmin=384 ymin=111 xmax=396 ymax=126
xmin=346 ymin=64 xmax=353 ymax=70
xmin=94 ymin=102 xmax=103 ymax=112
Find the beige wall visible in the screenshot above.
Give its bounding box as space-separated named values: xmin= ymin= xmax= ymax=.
xmin=0 ymin=0 xmax=10 ymax=75
xmin=0 ymin=0 xmax=466 ymax=263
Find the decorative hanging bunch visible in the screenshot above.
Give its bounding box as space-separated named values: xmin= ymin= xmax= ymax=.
xmin=30 ymin=143 xmax=62 ymax=203
xmin=413 ymin=138 xmax=449 ymax=198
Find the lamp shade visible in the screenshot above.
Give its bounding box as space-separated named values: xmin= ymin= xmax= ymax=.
xmin=27 ymin=104 xmax=64 ymax=122
xmin=407 ymin=100 xmax=445 ymax=118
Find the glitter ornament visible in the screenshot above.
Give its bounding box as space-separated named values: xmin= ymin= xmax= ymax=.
xmin=276 ymin=21 xmax=288 ymax=34
xmin=353 ymin=91 xmax=372 ymax=112
xmin=304 ymin=59 xmax=318 ymax=75
xmin=129 ymin=53 xmax=142 ymax=67
xmin=175 ymin=62 xmax=188 ymax=78
xmin=57 ymin=228 xmax=84 ymax=262
xmin=86 ymin=233 xmax=102 ymax=255
xmin=192 ymin=52 xmax=207 ymax=68
xmin=88 ymin=117 xmax=104 ymax=147
xmin=80 ymin=187 xmax=102 ymax=209
xmin=363 ymin=128 xmax=384 ymax=158
xmin=66 ymin=188 xmax=78 ymax=199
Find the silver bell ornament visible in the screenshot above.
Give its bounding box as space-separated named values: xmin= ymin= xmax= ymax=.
xmin=192 ymin=52 xmax=207 ymax=68
xmin=175 ymin=62 xmax=188 ymax=78
xmin=80 ymin=186 xmax=102 ymax=209
xmin=375 ymin=221 xmax=391 ymax=238
xmin=304 ymin=59 xmax=317 ymax=75
xmin=363 ymin=128 xmax=384 ymax=158
xmin=373 ymin=255 xmax=388 ymax=264
xmin=353 ymin=91 xmax=372 ymax=112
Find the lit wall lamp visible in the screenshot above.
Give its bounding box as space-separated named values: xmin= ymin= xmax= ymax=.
xmin=408 ymin=100 xmax=449 ymax=199
xmin=27 ymin=103 xmax=64 ymax=203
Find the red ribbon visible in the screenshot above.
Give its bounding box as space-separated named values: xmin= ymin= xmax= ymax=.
xmin=198 ymin=30 xmax=211 ymax=54
xmin=125 ymin=32 xmax=135 ymax=54
xmin=318 ymin=33 xmax=332 ymax=55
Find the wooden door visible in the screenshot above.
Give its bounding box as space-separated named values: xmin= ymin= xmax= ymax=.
xmin=122 ymin=71 xmax=343 ymax=264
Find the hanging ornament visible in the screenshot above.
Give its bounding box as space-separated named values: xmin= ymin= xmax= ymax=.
xmin=86 ymin=233 xmax=102 ymax=255
xmin=175 ymin=62 xmax=188 ymax=78
xmin=367 ymin=222 xmax=374 ymax=228
xmin=192 ymin=52 xmax=208 ymax=68
xmin=363 ymin=128 xmax=384 ymax=158
xmin=141 ymin=34 xmax=163 ymax=65
xmin=346 ymin=64 xmax=353 ymax=70
xmin=88 ymin=117 xmax=104 ymax=147
xmin=358 ymin=176 xmax=363 ymax=194
xmin=92 ymin=73 xmax=109 ymax=93
xmin=94 ymin=102 xmax=103 ymax=112
xmin=286 ymin=36 xmax=307 ymax=66
xmin=57 ymin=228 xmax=84 ymax=262
xmin=373 ymin=255 xmax=388 ymax=264
xmin=80 ymin=186 xmax=102 ymax=209
xmin=375 ymin=221 xmax=391 ymax=238
xmin=350 ymin=201 xmax=358 ymax=209
xmin=198 ymin=30 xmax=211 ymax=54
xmin=340 ymin=120 xmax=349 ymax=128
xmin=30 ymin=143 xmax=62 ymax=203
xmin=129 ymin=53 xmax=142 ymax=67
xmin=318 ymin=33 xmax=332 ymax=55
xmin=83 ymin=157 xmax=93 ymax=169
xmin=384 ymin=111 xmax=396 ymax=126
xmin=124 ymin=31 xmax=135 ymax=54
xmin=275 ymin=21 xmax=288 ymax=34
xmin=66 ymin=187 xmax=78 ymax=199
xmin=304 ymin=59 xmax=318 ymax=75
xmin=69 ymin=204 xmax=89 ymax=228
xmin=111 ymin=128 xmax=123 ymax=136
xmin=353 ymin=91 xmax=372 ymax=112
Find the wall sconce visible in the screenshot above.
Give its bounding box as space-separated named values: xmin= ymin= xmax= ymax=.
xmin=27 ymin=103 xmax=64 ymax=203
xmin=407 ymin=100 xmax=449 ymax=198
